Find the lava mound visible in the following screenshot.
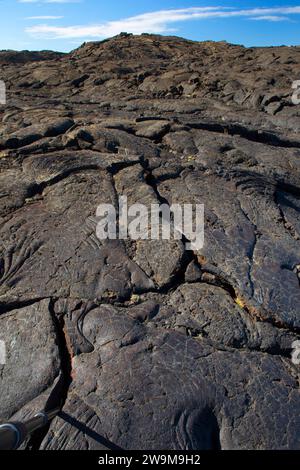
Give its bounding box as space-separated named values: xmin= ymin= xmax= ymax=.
xmin=0 ymin=34 xmax=299 ymax=450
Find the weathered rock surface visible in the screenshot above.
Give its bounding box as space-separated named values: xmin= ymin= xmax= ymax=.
xmin=0 ymin=300 xmax=61 ymax=421
xmin=0 ymin=34 xmax=299 ymax=450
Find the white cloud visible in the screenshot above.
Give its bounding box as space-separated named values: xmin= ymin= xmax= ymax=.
xmin=25 ymin=6 xmax=300 ymax=40
xmin=249 ymin=15 xmax=289 ymax=22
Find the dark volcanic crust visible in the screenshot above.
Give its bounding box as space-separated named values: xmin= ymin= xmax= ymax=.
xmin=0 ymin=33 xmax=299 ymax=450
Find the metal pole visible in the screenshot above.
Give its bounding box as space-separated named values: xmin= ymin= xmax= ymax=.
xmin=0 ymin=407 xmax=60 ymax=450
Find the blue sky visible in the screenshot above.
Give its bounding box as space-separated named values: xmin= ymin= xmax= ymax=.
xmin=1 ymin=0 xmax=300 ymax=52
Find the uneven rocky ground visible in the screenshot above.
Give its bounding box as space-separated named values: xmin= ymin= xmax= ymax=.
xmin=0 ymin=33 xmax=300 ymax=450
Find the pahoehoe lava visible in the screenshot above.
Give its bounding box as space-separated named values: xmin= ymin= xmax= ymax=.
xmin=0 ymin=33 xmax=299 ymax=450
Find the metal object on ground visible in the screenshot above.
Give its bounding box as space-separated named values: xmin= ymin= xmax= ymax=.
xmin=0 ymin=407 xmax=60 ymax=450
